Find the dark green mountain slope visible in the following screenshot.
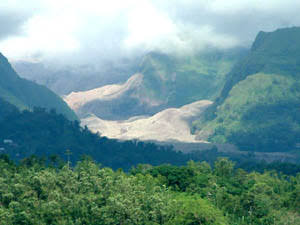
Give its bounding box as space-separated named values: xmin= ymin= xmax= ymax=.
xmin=218 ymin=27 xmax=300 ymax=105
xmin=140 ymin=49 xmax=246 ymax=108
xmin=0 ymin=98 xmax=192 ymax=170
xmin=0 ymin=53 xmax=77 ymax=120
xmin=194 ymin=27 xmax=300 ymax=152
xmin=1 ymin=98 xmax=300 ymax=173
xmin=0 ymin=97 xmax=19 ymax=121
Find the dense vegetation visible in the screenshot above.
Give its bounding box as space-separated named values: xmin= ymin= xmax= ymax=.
xmin=194 ymin=27 xmax=300 ymax=152
xmin=0 ymin=100 xmax=192 ymax=170
xmin=3 ymin=24 xmax=300 ymax=224
xmin=0 ymin=52 xmax=77 ymax=120
xmin=1 ymin=93 xmax=300 ymax=224
xmin=0 ymin=156 xmax=300 ymax=224
xmin=140 ymin=49 xmax=246 ymax=108
xmin=1 ymin=97 xmax=300 ymax=173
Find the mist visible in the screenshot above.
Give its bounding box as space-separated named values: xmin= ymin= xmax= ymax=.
xmin=1 ymin=0 xmax=300 ymax=67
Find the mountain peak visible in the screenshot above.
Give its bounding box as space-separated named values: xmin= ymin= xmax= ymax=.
xmin=196 ymin=27 xmax=300 ymax=152
xmin=251 ymin=26 xmax=300 ymax=54
xmin=0 ymin=52 xmax=19 ymax=80
xmin=0 ymin=52 xmax=77 ymax=120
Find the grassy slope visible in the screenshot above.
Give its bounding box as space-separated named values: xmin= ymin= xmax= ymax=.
xmin=194 ymin=27 xmax=300 ymax=152
xmin=197 ymin=73 xmax=300 ymax=152
xmin=0 ymin=53 xmax=77 ymax=120
xmin=217 ymin=27 xmax=300 ymax=105
xmin=139 ymin=50 xmax=245 ymax=108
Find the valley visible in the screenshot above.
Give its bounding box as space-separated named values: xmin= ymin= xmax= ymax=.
xmin=63 ymin=50 xmax=244 ymax=142
xmin=81 ymin=100 xmax=212 ymax=143
xmin=1 ymin=1 xmax=300 ymax=223
xmin=8 ymin=27 xmax=300 ymax=162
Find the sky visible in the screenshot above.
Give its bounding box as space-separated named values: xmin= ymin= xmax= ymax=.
xmin=1 ymin=0 xmax=300 ymax=65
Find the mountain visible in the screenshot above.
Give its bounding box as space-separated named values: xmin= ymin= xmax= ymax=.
xmin=65 ymin=49 xmax=246 ymax=120
xmin=194 ymin=27 xmax=300 ymax=152
xmin=1 ymin=97 xmax=298 ymax=173
xmin=64 ymin=73 xmax=158 ymax=120
xmin=13 ymin=58 xmax=139 ymax=95
xmin=0 ymin=98 xmax=196 ymax=170
xmin=0 ymin=53 xmax=77 ymax=120
xmin=139 ymin=50 xmax=246 ymax=107
xmin=0 ymin=97 xmax=19 ymax=122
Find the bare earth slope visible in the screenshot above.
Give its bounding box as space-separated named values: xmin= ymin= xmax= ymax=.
xmin=81 ymin=100 xmax=212 ymax=143
xmin=64 ymin=74 xmax=163 ymax=120
xmin=64 ymin=74 xmax=143 ymax=110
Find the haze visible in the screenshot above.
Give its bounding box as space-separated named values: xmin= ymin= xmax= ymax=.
xmin=1 ymin=0 xmax=300 ymax=66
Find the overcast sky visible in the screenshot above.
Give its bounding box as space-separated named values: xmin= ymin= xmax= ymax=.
xmin=1 ymin=0 xmax=300 ymax=65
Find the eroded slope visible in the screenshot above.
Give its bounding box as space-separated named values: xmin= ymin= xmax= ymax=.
xmin=82 ymin=100 xmax=212 ymax=142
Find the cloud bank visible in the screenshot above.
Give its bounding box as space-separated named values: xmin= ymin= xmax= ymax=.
xmin=1 ymin=0 xmax=300 ymax=65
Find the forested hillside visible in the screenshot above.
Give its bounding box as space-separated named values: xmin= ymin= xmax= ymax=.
xmin=194 ymin=27 xmax=300 ymax=152
xmin=0 ymin=156 xmax=299 ymax=225
xmin=1 ymin=98 xmax=300 ymax=172
xmin=139 ymin=49 xmax=245 ymax=107
xmin=1 ymin=90 xmax=300 ymax=224
xmin=0 ymin=98 xmax=192 ymax=170
xmin=2 ymin=1 xmax=300 ymax=224
xmin=0 ymin=53 xmax=77 ymax=121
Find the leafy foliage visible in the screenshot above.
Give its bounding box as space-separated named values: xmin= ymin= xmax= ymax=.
xmin=132 ymin=158 xmax=300 ymax=225
xmin=1 ymin=156 xmax=299 ymax=224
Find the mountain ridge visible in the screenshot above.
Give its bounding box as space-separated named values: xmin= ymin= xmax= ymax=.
xmin=0 ymin=52 xmax=77 ymax=120
xmin=194 ymin=27 xmax=300 ymax=152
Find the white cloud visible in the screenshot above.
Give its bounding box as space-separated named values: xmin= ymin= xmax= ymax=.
xmin=123 ymin=2 xmax=176 ymax=50
xmin=1 ymin=0 xmax=300 ymax=64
